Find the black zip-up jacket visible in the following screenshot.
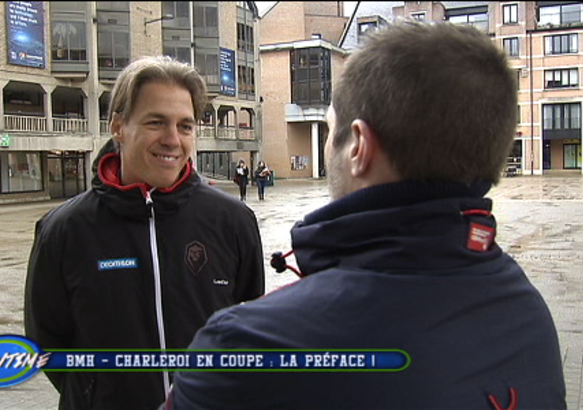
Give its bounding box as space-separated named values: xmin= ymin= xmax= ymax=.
xmin=169 ymin=181 xmax=565 ymax=410
xmin=24 ymin=143 xmax=265 ymax=410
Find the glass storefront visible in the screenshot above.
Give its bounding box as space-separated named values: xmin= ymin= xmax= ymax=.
xmin=48 ymin=151 xmax=86 ymax=198
xmin=0 ymin=152 xmax=43 ymax=193
xmin=564 ymin=143 xmax=582 ymax=169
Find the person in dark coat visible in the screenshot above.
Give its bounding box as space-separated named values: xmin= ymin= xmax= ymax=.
xmin=24 ymin=56 xmax=265 ymax=410
xmin=166 ymin=22 xmax=566 ymax=410
xmin=234 ymin=158 xmax=249 ymax=201
xmin=254 ymin=160 xmax=270 ymax=200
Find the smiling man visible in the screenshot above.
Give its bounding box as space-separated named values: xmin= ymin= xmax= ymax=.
xmin=24 ymin=56 xmax=265 ymax=410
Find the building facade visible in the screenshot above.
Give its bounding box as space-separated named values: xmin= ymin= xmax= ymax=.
xmin=0 ymin=1 xmax=261 ymax=204
xmin=340 ymin=1 xmax=583 ymax=175
xmin=259 ymin=1 xmax=348 ymax=179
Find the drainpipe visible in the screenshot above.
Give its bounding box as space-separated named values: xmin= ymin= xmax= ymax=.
xmin=529 ymin=29 xmax=534 ymax=175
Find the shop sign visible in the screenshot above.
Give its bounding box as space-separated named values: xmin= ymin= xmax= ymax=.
xmin=0 ymin=134 xmax=11 ymax=147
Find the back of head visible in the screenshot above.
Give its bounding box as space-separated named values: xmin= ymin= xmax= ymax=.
xmin=108 ymin=56 xmax=207 ymax=124
xmin=332 ymin=21 xmax=517 ymax=185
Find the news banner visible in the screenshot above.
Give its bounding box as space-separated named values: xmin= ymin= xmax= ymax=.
xmin=0 ymin=335 xmax=410 ymax=388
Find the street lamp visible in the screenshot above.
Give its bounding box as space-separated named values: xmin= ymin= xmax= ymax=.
xmin=144 ymin=14 xmax=174 ymax=35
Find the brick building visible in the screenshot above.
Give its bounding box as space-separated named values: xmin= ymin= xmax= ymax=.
xmin=259 ymin=1 xmax=348 ymax=179
xmin=0 ymin=1 xmax=261 ymax=204
xmin=342 ymin=1 xmax=583 ymax=175
xmin=261 ymin=1 xmax=583 ymax=179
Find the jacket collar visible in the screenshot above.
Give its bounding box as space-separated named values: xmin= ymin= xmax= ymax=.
xmin=291 ymin=181 xmax=500 ymax=276
xmin=97 ymin=152 xmax=193 ymax=198
xmin=93 ymin=152 xmax=197 ymax=220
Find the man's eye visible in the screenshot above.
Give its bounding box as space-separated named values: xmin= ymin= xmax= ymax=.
xmin=181 ymin=124 xmax=194 ymax=132
xmin=147 ymin=120 xmax=163 ymax=126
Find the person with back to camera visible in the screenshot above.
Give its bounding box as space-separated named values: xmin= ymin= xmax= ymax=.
xmin=254 ymin=160 xmax=270 ymax=201
xmin=166 ymin=22 xmax=566 ymax=409
xmin=234 ymin=158 xmax=249 ymax=201
xmin=24 ymin=56 xmax=265 ymax=410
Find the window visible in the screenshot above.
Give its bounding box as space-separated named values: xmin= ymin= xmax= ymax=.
xmin=359 ymin=21 xmax=377 ymax=33
xmin=0 ymin=152 xmax=42 ymax=193
xmin=448 ymin=12 xmax=488 ymax=31
xmin=195 ymin=52 xmax=219 ymax=85
xmin=193 ymin=4 xmax=218 ymax=37
xmin=503 ymin=4 xmax=518 ymax=24
xmin=543 ymin=103 xmax=581 ymax=130
xmin=544 ymin=68 xmax=579 ymax=89
xmin=164 ymin=47 xmax=191 ymax=64
xmin=564 ymin=144 xmax=582 ymax=169
xmin=516 ymin=69 xmax=521 ymax=90
xmin=162 ymin=1 xmax=190 ymax=19
xmin=291 ymin=48 xmax=331 ymax=106
xmin=540 ymin=3 xmax=583 ymax=26
xmin=517 ymin=105 xmax=521 ymax=124
xmin=411 ymin=13 xmax=425 ymax=21
xmin=98 ymin=31 xmax=130 ymax=69
xmin=503 ymin=37 xmax=519 ymax=57
xmin=237 ymin=23 xmax=254 ymax=52
xmin=97 ymin=3 xmax=130 ymax=70
xmin=544 ymin=33 xmax=578 ymax=55
xmin=52 ymin=21 xmax=87 ymax=61
xmin=237 ymin=65 xmax=255 ymax=95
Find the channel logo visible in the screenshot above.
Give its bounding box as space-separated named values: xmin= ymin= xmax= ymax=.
xmin=0 ymin=335 xmax=50 ymax=388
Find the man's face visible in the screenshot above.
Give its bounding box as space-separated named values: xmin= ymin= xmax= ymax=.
xmin=325 ymin=106 xmax=352 ymax=200
xmin=113 ymin=82 xmax=196 ymax=188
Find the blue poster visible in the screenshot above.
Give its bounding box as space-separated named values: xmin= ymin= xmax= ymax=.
xmin=6 ymin=1 xmax=45 ymax=68
xmin=219 ymin=47 xmax=236 ymax=96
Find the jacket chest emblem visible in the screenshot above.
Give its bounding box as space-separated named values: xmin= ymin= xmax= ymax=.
xmin=185 ymin=241 xmax=208 ymax=276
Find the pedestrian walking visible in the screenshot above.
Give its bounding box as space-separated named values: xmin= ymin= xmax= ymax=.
xmin=24 ymin=56 xmax=265 ymax=410
xmin=234 ymin=159 xmax=249 ymax=201
xmin=167 ymin=22 xmax=565 ymax=410
xmin=254 ymin=161 xmax=270 ymax=200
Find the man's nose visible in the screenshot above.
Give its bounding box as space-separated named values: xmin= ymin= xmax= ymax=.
xmin=160 ymin=124 xmax=181 ymax=146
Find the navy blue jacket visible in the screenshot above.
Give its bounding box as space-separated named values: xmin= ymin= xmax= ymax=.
xmin=169 ymin=181 xmax=565 ymax=410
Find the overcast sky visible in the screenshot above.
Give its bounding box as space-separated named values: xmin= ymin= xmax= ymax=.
xmin=255 ymin=1 xmax=357 ymax=17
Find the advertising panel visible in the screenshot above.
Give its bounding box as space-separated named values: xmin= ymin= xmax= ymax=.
xmin=6 ymin=1 xmax=45 ymax=68
xmin=219 ymin=47 xmax=236 ymax=96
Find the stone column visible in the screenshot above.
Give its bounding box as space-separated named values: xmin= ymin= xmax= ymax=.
xmin=0 ymin=80 xmax=8 ymax=130
xmin=41 ymin=84 xmax=56 ymax=132
xmin=311 ymin=122 xmax=319 ymax=179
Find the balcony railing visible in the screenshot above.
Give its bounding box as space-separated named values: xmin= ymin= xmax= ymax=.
xmin=238 ymin=127 xmax=256 ymax=140
xmin=197 ymin=125 xmax=215 ymax=139
xmin=4 ymin=115 xmax=47 ymax=132
xmin=100 ymin=120 xmax=110 ymax=135
xmin=53 ymin=118 xmax=88 ymax=134
xmin=218 ymin=126 xmax=236 ymax=139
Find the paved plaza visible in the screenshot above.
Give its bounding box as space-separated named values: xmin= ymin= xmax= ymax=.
xmin=1 ymin=173 xmax=583 ymax=409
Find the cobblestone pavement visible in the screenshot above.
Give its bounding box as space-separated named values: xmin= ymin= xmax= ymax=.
xmin=1 ymin=173 xmax=583 ymax=409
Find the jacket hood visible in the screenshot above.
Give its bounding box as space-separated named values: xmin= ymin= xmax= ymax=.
xmin=291 ymin=180 xmax=501 ymax=276
xmin=91 ymin=138 xmax=198 ymax=220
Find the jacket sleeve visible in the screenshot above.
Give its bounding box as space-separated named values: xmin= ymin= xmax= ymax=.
xmin=166 ymin=311 xmax=260 ymax=409
xmin=234 ymin=209 xmax=265 ymax=303
xmin=24 ymin=216 xmax=75 ymax=392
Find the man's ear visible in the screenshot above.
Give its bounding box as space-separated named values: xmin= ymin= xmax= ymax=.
xmin=348 ymin=119 xmax=380 ymax=178
xmin=110 ymin=113 xmax=123 ymax=144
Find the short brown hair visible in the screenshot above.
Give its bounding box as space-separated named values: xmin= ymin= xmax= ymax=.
xmin=108 ymin=56 xmax=207 ymax=124
xmin=332 ymin=22 xmax=517 ymax=184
